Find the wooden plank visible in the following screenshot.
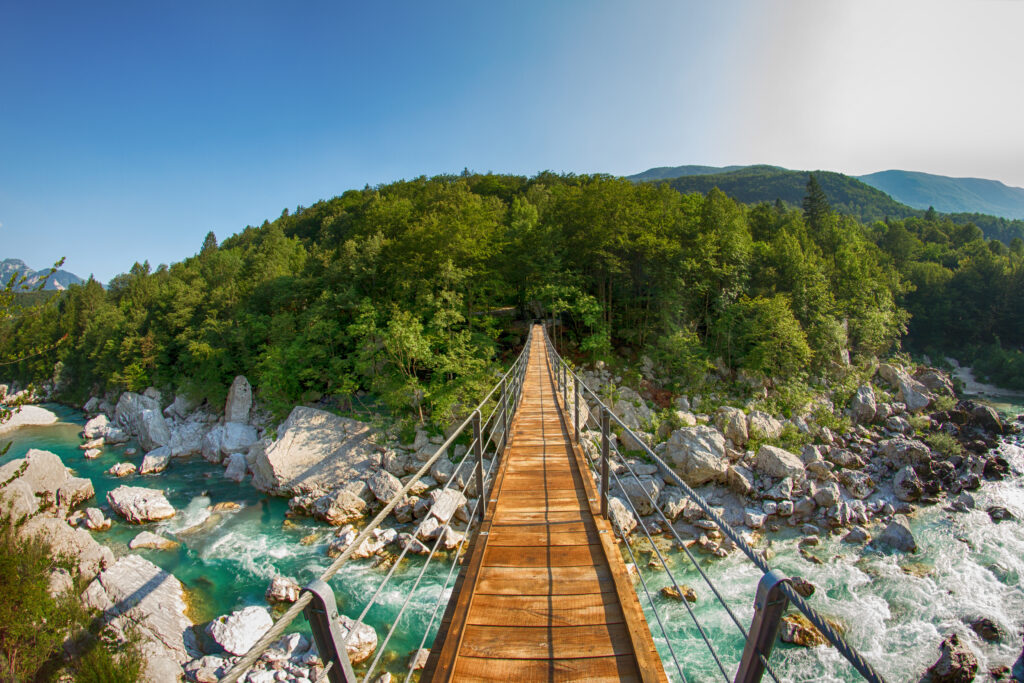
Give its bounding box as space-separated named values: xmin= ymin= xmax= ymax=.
xmin=482 ymin=544 xmax=605 ymax=568
xmin=473 ymin=565 xmax=615 ymax=596
xmin=457 ymin=623 xmax=637 ymax=659
xmin=453 ymin=655 xmax=642 ymax=682
xmin=466 ymin=593 xmax=626 ymax=627
xmin=490 ymin=510 xmax=585 ymax=524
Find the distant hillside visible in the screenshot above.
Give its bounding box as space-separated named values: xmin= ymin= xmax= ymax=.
xmin=628 ymin=165 xmax=1024 ymax=244
xmin=627 ymin=164 xmax=750 ymax=182
xmin=858 ymin=170 xmax=1024 ymax=220
xmin=634 ymin=165 xmax=915 ymax=224
xmin=0 ymin=258 xmax=83 ymax=291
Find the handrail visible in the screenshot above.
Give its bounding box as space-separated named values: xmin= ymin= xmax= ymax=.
xmin=222 ymin=326 xmax=533 ymax=683
xmin=541 ymin=325 xmax=886 ymax=683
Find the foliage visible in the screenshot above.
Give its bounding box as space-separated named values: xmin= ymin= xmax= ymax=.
xmin=925 ymin=432 xmax=963 ymax=458
xmin=3 ymin=167 xmax=1024 ymax=421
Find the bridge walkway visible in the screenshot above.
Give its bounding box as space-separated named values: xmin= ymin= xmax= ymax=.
xmin=422 ymin=325 xmax=667 ymax=682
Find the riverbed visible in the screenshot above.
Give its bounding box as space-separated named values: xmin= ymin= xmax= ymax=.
xmin=2 ymin=401 xmax=1023 ymax=681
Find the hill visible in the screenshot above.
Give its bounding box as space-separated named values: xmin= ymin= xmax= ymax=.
xmin=627 ymin=164 xmax=750 ymax=182
xmin=0 ymin=258 xmax=83 ymax=291
xmin=858 ymin=170 xmax=1024 ymax=220
xmin=632 ymin=165 xmax=915 ymax=224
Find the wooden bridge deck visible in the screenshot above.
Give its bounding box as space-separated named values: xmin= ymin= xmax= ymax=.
xmin=423 ymin=325 xmax=667 ymax=682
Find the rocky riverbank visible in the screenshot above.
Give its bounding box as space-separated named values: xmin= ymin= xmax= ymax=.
xmin=4 ymin=354 xmax=1023 ymax=681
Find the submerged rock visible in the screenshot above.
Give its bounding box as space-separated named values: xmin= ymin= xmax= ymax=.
xmin=129 ymin=531 xmax=179 ymax=550
xmin=107 ymin=462 xmax=137 ymax=477
xmin=922 ymin=633 xmax=978 ymax=683
xmin=107 ymin=485 xmax=176 ymax=523
xmin=780 ymin=612 xmax=841 ymax=648
xmin=661 ymin=584 xmax=697 ymax=603
xmin=876 ymin=514 xmax=917 ymax=553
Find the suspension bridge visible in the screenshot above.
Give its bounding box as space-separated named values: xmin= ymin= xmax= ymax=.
xmin=223 ymin=324 xmax=887 ymax=683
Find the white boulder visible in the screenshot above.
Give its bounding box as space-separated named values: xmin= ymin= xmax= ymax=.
xmin=206 ymin=605 xmax=273 ymax=656
xmin=664 ymin=426 xmax=728 ymax=485
xmin=224 ymin=376 xmax=253 ymax=423
xmin=107 ymin=486 xmax=175 ymax=523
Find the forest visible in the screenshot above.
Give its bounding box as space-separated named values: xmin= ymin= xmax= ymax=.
xmin=3 ymin=171 xmax=1023 ymax=428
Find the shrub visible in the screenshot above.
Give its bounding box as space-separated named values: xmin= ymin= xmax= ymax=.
xmin=926 ymin=432 xmax=963 ymax=458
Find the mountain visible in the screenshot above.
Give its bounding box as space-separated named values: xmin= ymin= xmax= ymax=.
xmin=629 ymin=165 xmax=915 ymax=224
xmin=627 ymin=164 xmax=751 ymax=182
xmin=857 ymin=170 xmax=1024 ymax=220
xmin=0 ymin=258 xmax=83 ymax=291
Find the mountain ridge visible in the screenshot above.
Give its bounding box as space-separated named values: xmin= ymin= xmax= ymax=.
xmin=0 ymin=258 xmax=83 ymax=291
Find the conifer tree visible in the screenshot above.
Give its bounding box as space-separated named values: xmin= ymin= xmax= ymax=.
xmin=802 ymin=173 xmax=831 ymax=230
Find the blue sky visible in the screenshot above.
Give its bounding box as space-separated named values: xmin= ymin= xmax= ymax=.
xmin=2 ymin=1 xmax=1022 ymax=282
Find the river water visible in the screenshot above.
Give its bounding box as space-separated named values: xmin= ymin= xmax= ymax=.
xmin=3 ymin=401 xmax=1023 ymax=682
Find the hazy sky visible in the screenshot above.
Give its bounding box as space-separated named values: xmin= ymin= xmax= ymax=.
xmin=2 ymin=0 xmax=1022 ymax=282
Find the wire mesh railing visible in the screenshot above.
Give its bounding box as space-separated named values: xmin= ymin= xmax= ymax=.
xmin=222 ymin=327 xmax=534 ymax=683
xmin=541 ymin=325 xmax=886 ymax=683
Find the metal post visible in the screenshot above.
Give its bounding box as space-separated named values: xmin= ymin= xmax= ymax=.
xmin=473 ymin=410 xmax=485 ymax=522
xmin=500 ymin=375 xmax=508 ymax=454
xmin=562 ymin=363 xmax=568 ymax=407
xmin=573 ymin=378 xmax=580 ymax=443
xmin=735 ymin=570 xmax=791 ymax=683
xmin=600 ymin=407 xmax=610 ymax=519
xmin=302 ymin=580 xmax=358 ymax=683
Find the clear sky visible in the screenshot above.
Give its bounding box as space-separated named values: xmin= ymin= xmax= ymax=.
xmin=2 ymin=0 xmax=1022 ymax=282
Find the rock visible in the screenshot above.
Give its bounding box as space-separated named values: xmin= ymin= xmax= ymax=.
xmin=747 ymin=411 xmax=784 ymax=440
xmin=83 ymin=447 xmax=102 ymax=459
xmin=675 ymin=411 xmax=697 ymax=427
xmin=224 ymin=452 xmax=249 ymax=482
xmin=608 ymin=386 xmax=654 ymax=430
xmin=221 ymin=422 xmax=258 ymax=455
xmin=202 ymin=425 xmax=226 ymax=464
xmin=812 ymin=481 xmax=841 ymax=507
xmin=107 ymin=485 xmax=176 ymax=523
xmin=337 ymin=615 xmax=377 ymax=664
xmin=608 ymin=496 xmax=637 ymax=536
xmin=753 ymin=445 xmax=805 ymax=482
xmin=790 ymin=577 xmax=816 ymax=598
xmin=430 ymin=457 xmax=455 ymax=484
xmin=0 ymin=448 xmax=68 ymax=501
xmin=129 ymin=531 xmax=179 ymax=550
xmin=780 ymin=613 xmax=833 ymax=647
xmin=138 ymin=408 xmax=172 ymax=452
xmin=225 ymin=376 xmax=253 ymax=423
xmin=876 ymin=514 xmax=917 ymax=552
xmin=850 ymin=385 xmax=877 ymax=424
xmin=879 ymin=437 xmax=932 ymax=467
xmin=57 ymin=477 xmax=94 ymax=510
xmin=658 ymin=486 xmax=690 ymax=521
xmin=842 ymin=526 xmax=871 ymax=544
xmin=103 ymin=426 xmax=129 ymax=444
xmin=744 ymin=509 xmax=766 ymax=529
xmin=107 ymin=462 xmax=137 ymax=477
xmin=21 ymin=515 xmax=113 ymax=581
xmin=83 ymin=413 xmax=110 ymax=439
xmin=0 ymin=478 xmax=37 ymax=519
xmin=715 ymin=407 xmax=748 ymax=447
xmin=838 ymin=470 xmax=874 ymax=499
xmin=266 ymin=576 xmax=302 ymax=605
xmin=923 ymin=633 xmax=978 ymax=683
xmin=765 ymin=477 xmax=793 ymax=501
xmin=48 ymin=567 xmax=74 ymax=597
xmin=915 ymin=368 xmax=955 ymax=397
xmin=367 ymin=470 xmax=403 ymax=504
xmin=82 ymin=554 xmax=192 ymax=678
xmin=967 ymin=617 xmax=1002 ymax=643
xmin=139 ymin=446 xmax=172 ymax=475
xmin=878 ymin=364 xmax=932 ymax=413
xmin=165 ymin=393 xmax=198 ymax=420
xmin=726 ymin=465 xmax=755 ymax=496
xmin=0 ymin=405 xmax=58 ymax=433
xmin=252 ymin=406 xmax=376 ymax=495
xmin=81 ymin=437 xmax=104 ymax=450
xmin=207 ymin=606 xmax=273 ymax=656
xmin=427 ymin=488 xmax=468 ymax=524
xmin=397 ymin=533 xmax=430 ymax=555
xmin=971 ymin=404 xmax=1003 ymax=434
xmin=408 ymin=648 xmax=430 ymax=671
xmin=615 ymin=476 xmax=663 ymax=516
xmin=660 ymin=584 xmax=697 ymax=602
xmin=664 ymin=426 xmax=728 ymax=485
xmin=986 ymin=506 xmax=1015 ymax=523
xmin=168 ymin=421 xmax=206 ymax=457
xmin=893 ymin=466 xmax=923 ymax=502
xmin=312 ymin=488 xmax=367 ymax=525
xmin=777 ymin=500 xmax=794 ymax=516
xmin=84 ymin=507 xmax=111 ymax=531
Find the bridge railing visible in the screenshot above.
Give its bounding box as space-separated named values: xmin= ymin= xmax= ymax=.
xmin=223 ymin=326 xmax=535 ymax=683
xmin=541 ymin=325 xmax=886 ymax=683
